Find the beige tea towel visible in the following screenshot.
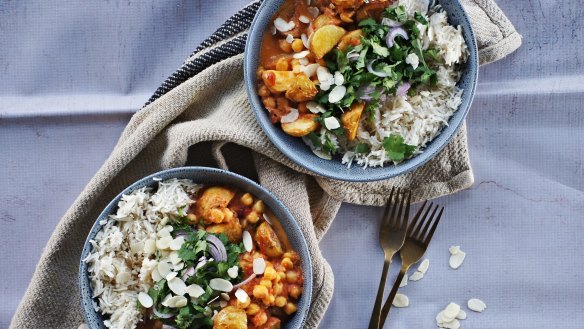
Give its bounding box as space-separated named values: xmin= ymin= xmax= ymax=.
xmin=11 ymin=0 xmax=521 ymax=328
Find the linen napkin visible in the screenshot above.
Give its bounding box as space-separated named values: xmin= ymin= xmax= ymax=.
xmin=10 ymin=0 xmax=521 ymax=328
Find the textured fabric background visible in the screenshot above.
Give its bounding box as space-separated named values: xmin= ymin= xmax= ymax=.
xmin=6 ymin=0 xmax=522 ymax=328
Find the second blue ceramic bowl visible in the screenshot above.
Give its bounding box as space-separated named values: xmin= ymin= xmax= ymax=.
xmin=80 ymin=167 xmax=313 ymax=329
xmin=244 ymin=0 xmax=478 ymax=182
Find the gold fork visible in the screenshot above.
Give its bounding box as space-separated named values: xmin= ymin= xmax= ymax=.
xmin=378 ymin=201 xmax=444 ymax=328
xmin=367 ymin=188 xmax=411 ymax=329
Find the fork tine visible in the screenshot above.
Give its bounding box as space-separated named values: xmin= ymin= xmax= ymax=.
xmin=393 ymin=190 xmax=407 ymax=228
xmin=417 ymin=204 xmax=440 ymax=240
xmin=411 ymin=202 xmax=433 ymax=237
xmin=423 ymin=206 xmax=444 ymax=244
xmin=400 ymin=191 xmax=412 ymax=229
xmin=382 ymin=187 xmax=396 ymax=226
xmin=406 ymin=200 xmax=428 ymax=235
xmin=387 ymin=188 xmax=400 ymax=227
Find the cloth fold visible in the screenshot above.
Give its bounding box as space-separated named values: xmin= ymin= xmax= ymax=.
xmin=11 ymin=0 xmax=521 ymax=328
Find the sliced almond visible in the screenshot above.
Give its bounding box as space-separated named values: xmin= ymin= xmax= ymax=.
xmin=281 ymin=108 xmax=299 ymax=123
xmin=449 ymin=250 xmax=466 ymax=269
xmin=209 ymin=278 xmax=233 ymax=292
xmin=301 ymin=33 xmax=309 ymax=48
xmin=456 ymin=309 xmax=467 ymax=320
xmin=168 ymin=277 xmax=187 ymax=296
xmin=307 ymin=6 xmax=319 ymax=17
xmin=285 ymin=34 xmax=294 ymax=43
xmin=242 ymin=231 xmax=253 ymax=252
xmin=443 ymin=302 xmax=461 ymax=320
xmin=116 ymin=271 xmax=131 ymax=285
xmin=399 ymin=275 xmax=408 ymax=288
xmin=306 ymin=101 xmax=325 ymax=114
xmin=156 ymin=236 xmax=173 ymax=250
xmin=168 ymin=296 xmax=188 ymax=308
xmin=227 ymin=266 xmax=239 ymax=279
xmin=440 ymin=318 xmax=460 ymax=329
xmin=169 ymin=236 xmax=185 ymax=251
xmin=151 ymin=267 xmax=162 ymax=282
xmin=467 ymin=298 xmax=486 ymax=312
xmin=299 ymin=15 xmax=310 ymax=24
xmin=449 ymin=245 xmax=461 ymax=255
xmin=274 ymin=17 xmax=295 ymax=32
xmin=323 ymin=116 xmax=340 ymax=130
xmin=219 ymin=300 xmax=228 ymax=308
xmin=157 ymin=262 xmax=172 ymax=278
xmin=333 ymin=71 xmax=344 ymax=86
xmin=165 ymin=272 xmax=178 ymax=281
xmin=300 ymin=63 xmax=319 ymax=78
xmin=293 ymin=50 xmax=310 ymax=59
xmin=418 ymin=259 xmax=430 ymax=274
xmin=409 ymin=271 xmax=424 ymax=281
xmin=143 ymin=239 xmax=156 ymax=254
xmin=138 ymin=292 xmax=153 ymax=308
xmin=235 ymin=288 xmax=249 ymax=303
xmin=186 ymin=284 xmax=205 ymax=298
xmin=312 ymin=148 xmax=332 ymax=160
xmin=328 ymin=85 xmax=346 ymax=103
xmin=392 ymin=293 xmax=409 ymax=308
xmin=253 ymin=257 xmax=266 ymax=275
xmin=220 ymin=293 xmax=230 ymax=301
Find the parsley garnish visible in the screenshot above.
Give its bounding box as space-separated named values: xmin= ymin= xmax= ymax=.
xmin=383 ymin=134 xmax=417 ymax=161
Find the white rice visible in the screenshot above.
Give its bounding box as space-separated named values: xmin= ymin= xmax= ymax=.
xmin=84 ymin=179 xmax=200 ymax=329
xmin=340 ymin=0 xmax=469 ymax=168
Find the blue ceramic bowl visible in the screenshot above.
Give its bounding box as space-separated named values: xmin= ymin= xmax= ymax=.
xmin=244 ymin=0 xmax=478 ymax=182
xmin=80 ymin=167 xmax=313 ymax=329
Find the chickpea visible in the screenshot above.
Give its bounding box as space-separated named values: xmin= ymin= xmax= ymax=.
xmin=288 ymin=284 xmax=302 ymax=299
xmin=284 ymin=302 xmax=297 ymax=315
xmin=278 ymin=272 xmax=286 ymax=281
xmin=265 ymin=295 xmax=276 ymax=305
xmin=186 ymin=213 xmax=198 ymax=224
xmin=281 ymin=258 xmax=293 ymax=270
xmin=264 ymin=266 xmax=277 ymax=280
xmin=252 ymin=310 xmax=268 ymax=327
xmin=275 ymin=58 xmax=290 ymax=71
xmin=278 ymin=39 xmax=292 ymax=53
xmin=275 ymin=296 xmax=287 ymax=308
xmin=246 ymin=211 xmax=260 ymax=224
xmin=291 ymin=39 xmax=304 ymax=52
xmin=208 ymin=208 xmax=224 ymax=223
xmin=273 ymin=282 xmax=284 ymax=295
xmin=286 ymin=270 xmax=298 ymax=283
xmin=252 ymin=200 xmax=265 ymax=213
xmin=246 ymin=303 xmax=260 ymax=315
xmin=240 ymin=193 xmax=254 ymax=206
xmin=253 ymin=285 xmax=269 ymax=299
xmin=260 ymin=279 xmax=272 ymax=288
xmin=262 ymin=97 xmax=276 ymax=109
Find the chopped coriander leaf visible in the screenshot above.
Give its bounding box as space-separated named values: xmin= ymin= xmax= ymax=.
xmin=308 ymin=132 xmax=323 ymax=148
xmin=355 ymin=143 xmax=370 ymax=154
xmin=414 ymin=12 xmax=428 ymax=25
xmin=383 ymin=134 xmax=417 ymax=161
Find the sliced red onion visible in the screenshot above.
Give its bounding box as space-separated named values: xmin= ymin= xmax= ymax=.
xmin=181 ymin=266 xmax=195 ymax=281
xmin=206 ymin=235 xmax=227 ymax=262
xmin=396 ymin=82 xmax=411 ymax=96
xmin=232 ymin=274 xmax=257 ymax=290
xmin=152 ymin=304 xmax=174 ymax=319
xmin=381 ymin=18 xmax=402 ymax=27
xmin=162 ymin=326 xmax=177 ymax=329
xmin=366 ymin=60 xmax=391 ymax=78
xmin=346 ymin=49 xmax=360 ymax=62
xmin=385 ymin=27 xmax=409 ymax=48
xmin=280 ymin=108 xmax=299 ymax=124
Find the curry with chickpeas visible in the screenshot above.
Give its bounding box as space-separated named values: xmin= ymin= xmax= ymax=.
xmin=87 ymin=178 xmax=304 ymax=329
xmin=256 ymin=0 xmax=469 ymax=165
xmin=139 ymin=185 xmax=303 ymax=329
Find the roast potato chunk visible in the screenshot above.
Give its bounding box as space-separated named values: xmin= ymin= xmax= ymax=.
xmin=331 ymin=0 xmax=365 ymax=8
xmin=281 ymin=114 xmax=320 ymax=137
xmin=285 ymin=73 xmax=318 ymax=102
xmin=255 ymin=222 xmax=284 ymax=258
xmin=195 ymin=187 xmax=235 ymax=224
xmin=341 ymin=102 xmax=365 ymax=141
xmin=309 ymin=25 xmax=347 ymax=58
xmin=262 ymin=70 xmax=296 ymax=93
xmin=213 ymin=306 xmax=247 ymax=329
xmin=310 ymin=14 xmax=342 ymax=31
xmin=338 ymin=29 xmax=363 ymax=51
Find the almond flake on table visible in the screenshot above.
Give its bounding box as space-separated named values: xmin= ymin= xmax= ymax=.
xmin=392 ymin=293 xmax=409 ymax=307
xmin=467 ymin=298 xmax=486 ymax=312
xmin=409 ymin=271 xmax=424 ymax=281
xmin=324 ymin=116 xmax=341 ymax=130
xmin=418 ymin=258 xmax=430 ymax=274
xmin=436 ymin=302 xmax=464 ymax=329
xmin=456 ymin=309 xmax=467 ymax=320
xmin=449 ymin=250 xmax=466 ymax=269
xmin=399 ymin=275 xmax=408 ymax=287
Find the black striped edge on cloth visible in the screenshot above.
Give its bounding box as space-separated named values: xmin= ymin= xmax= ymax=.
xmin=145 ymin=0 xmax=262 ymax=106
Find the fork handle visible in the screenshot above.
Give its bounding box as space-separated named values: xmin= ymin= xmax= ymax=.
xmin=378 ymin=267 xmax=408 ymax=328
xmin=367 ymin=258 xmax=392 ymax=329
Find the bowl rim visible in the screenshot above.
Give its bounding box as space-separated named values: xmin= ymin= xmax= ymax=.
xmin=244 ymin=0 xmax=479 ymax=182
xmin=79 ymin=166 xmax=313 ymax=329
